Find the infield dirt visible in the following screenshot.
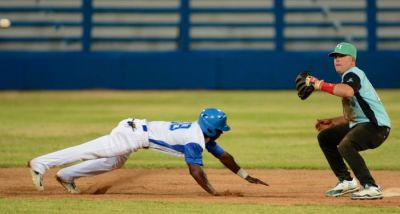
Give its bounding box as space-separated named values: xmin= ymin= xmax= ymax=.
xmin=1 ymin=168 xmax=399 ymax=207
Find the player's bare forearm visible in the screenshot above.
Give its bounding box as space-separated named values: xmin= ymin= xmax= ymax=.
xmin=332 ymin=83 xmax=354 ymax=98
xmin=305 ymin=75 xmax=354 ymax=98
xmin=217 ymin=152 xmax=269 ymax=186
xmin=216 ymin=152 xmax=241 ymax=174
xmin=187 ymin=164 xmax=218 ymax=196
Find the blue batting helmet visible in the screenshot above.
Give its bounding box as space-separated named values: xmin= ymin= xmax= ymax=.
xmin=198 ymin=108 xmax=230 ymax=137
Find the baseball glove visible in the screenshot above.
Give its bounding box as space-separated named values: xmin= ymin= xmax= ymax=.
xmin=295 ymin=71 xmax=315 ymax=100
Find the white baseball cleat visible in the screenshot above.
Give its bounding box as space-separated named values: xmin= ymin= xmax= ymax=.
xmin=30 ymin=169 xmax=44 ymax=191
xmin=325 ymin=178 xmax=360 ymax=197
xmin=351 ymin=184 xmax=383 ymax=200
xmin=28 ymin=161 xmax=44 ymax=191
xmin=55 ymin=176 xmax=81 ymax=194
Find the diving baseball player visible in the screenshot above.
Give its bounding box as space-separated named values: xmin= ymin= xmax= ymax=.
xmin=28 ymin=108 xmax=268 ymax=195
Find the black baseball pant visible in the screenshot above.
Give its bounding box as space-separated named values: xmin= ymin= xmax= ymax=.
xmin=317 ymin=122 xmax=390 ymax=186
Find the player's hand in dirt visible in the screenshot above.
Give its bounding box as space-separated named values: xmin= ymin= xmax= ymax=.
xmin=213 ymin=190 xmax=244 ymax=197
xmin=245 ymin=175 xmax=269 ymax=186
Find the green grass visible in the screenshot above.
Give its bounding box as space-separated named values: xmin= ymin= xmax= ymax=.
xmin=0 ymin=90 xmax=399 ymax=169
xmin=1 ymin=90 xmax=399 ymax=213
xmin=0 ymin=198 xmax=399 ymax=214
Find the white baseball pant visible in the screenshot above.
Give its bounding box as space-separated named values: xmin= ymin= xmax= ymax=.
xmin=29 ymin=118 xmax=149 ymax=182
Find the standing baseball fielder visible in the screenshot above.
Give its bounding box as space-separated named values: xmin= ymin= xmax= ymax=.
xmin=28 ymin=108 xmax=268 ymax=195
xmin=306 ymin=42 xmax=391 ymax=200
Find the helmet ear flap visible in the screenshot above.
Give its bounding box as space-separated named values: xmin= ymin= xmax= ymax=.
xmin=198 ymin=115 xmax=216 ymax=137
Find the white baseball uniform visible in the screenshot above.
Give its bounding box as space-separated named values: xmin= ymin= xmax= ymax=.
xmin=30 ymin=118 xmax=224 ymax=182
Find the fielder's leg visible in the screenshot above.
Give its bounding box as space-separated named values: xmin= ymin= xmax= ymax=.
xmin=337 ymin=123 xmax=390 ymax=200
xmin=318 ymin=123 xmax=352 ymax=180
xmin=318 ymin=123 xmax=361 ymax=197
xmin=337 ymin=123 xmax=389 ymax=186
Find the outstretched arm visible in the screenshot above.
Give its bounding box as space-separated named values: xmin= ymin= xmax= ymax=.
xmin=217 ymin=152 xmax=268 ymax=186
xmin=187 ymin=164 xmax=218 ymax=196
xmin=306 ymin=76 xmax=356 ymax=98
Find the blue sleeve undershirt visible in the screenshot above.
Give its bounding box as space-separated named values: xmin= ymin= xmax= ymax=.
xmin=184 ymin=143 xmax=204 ymax=166
xmin=206 ymin=141 xmax=225 ymax=158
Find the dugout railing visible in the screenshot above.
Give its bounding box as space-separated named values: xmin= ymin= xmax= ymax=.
xmin=0 ymin=0 xmax=399 ymax=52
xmin=1 ymin=0 xmax=400 ymax=90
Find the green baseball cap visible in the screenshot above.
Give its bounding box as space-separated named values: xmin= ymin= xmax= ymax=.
xmin=329 ymin=42 xmax=357 ymax=59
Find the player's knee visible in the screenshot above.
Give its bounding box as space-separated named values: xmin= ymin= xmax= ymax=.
xmin=56 ymin=170 xmax=74 ymax=182
xmin=111 ymin=156 xmax=129 ymax=169
xmin=317 ymin=130 xmax=329 ymax=148
xmin=112 ymin=162 xmax=125 ymax=169
xmin=337 ymin=141 xmax=354 ymax=156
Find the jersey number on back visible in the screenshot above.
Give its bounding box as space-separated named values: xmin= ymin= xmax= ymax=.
xmin=169 ymin=122 xmax=192 ymax=131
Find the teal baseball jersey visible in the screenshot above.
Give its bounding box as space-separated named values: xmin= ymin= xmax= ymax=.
xmin=341 ymin=67 xmax=391 ymax=128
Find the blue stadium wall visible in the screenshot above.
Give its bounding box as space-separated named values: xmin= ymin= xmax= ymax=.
xmin=1 ymin=52 xmax=399 ymax=90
